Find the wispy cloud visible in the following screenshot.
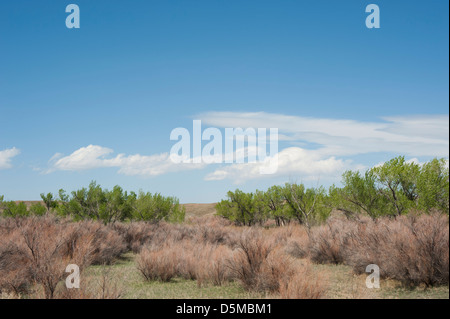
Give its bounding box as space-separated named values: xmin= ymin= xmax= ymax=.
xmin=0 ymin=148 xmax=20 ymax=170
xmin=197 ymin=111 xmax=448 ymax=182
xmin=44 ymin=112 xmax=449 ymax=184
xmin=46 ymin=144 xmax=205 ymax=176
xmin=0 ymin=147 xmax=20 ymax=169
xmin=198 ymin=112 xmax=449 ymax=157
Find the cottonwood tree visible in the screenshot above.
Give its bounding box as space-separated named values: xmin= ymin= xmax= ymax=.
xmin=40 ymin=192 xmax=58 ymax=214
xmin=264 ymin=185 xmax=291 ymax=226
xmin=216 ymin=190 xmax=256 ymax=226
xmin=335 ymin=170 xmax=387 ymax=219
xmin=371 ymin=156 xmax=420 ymax=216
xmin=282 ymin=183 xmax=330 ymax=232
xmin=416 ymin=158 xmax=449 ymax=213
xmin=130 ymin=191 xmax=185 ymax=223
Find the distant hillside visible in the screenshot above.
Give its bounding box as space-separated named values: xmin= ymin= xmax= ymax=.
xmin=183 ymin=203 xmax=217 ymax=218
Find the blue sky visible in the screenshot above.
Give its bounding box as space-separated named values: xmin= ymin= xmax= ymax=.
xmin=0 ymin=0 xmax=448 ymax=203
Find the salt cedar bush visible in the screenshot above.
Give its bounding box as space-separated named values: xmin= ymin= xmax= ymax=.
xmin=255 ymin=248 xmax=295 ymax=293
xmin=0 ymin=217 xmax=126 ymax=298
xmin=136 ymin=245 xmax=178 ymax=282
xmin=137 ymin=239 xmax=234 ymax=286
xmin=278 ymin=263 xmax=327 ymax=299
xmin=0 ymin=242 xmax=32 ymax=296
xmin=308 ymin=217 xmax=358 ymax=265
xmin=268 ymin=225 xmax=310 ymax=258
xmin=307 ymin=213 xmax=449 ymax=287
xmin=57 ymin=268 xmax=123 ymax=299
xmin=85 ymin=223 xmax=127 ymax=265
xmin=225 ymin=229 xmax=323 ymax=294
xmin=206 ymin=245 xmax=233 ymax=286
xmin=194 ymin=244 xmax=233 ymax=287
xmin=195 ymin=224 xmax=229 ymax=245
xmin=113 ymin=222 xmax=158 ymax=253
xmin=4 ymin=217 xmax=74 ymax=298
xmin=344 ymin=214 xmax=449 ymax=287
xmin=177 ymin=242 xmax=200 ymax=281
xmin=227 ymin=228 xmax=275 ymax=291
xmin=115 ymin=217 xmax=235 ymax=254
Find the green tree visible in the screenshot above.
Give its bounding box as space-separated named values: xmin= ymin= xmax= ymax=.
xmin=416 ymin=158 xmax=449 ymax=213
xmin=100 ymin=186 xmax=133 ymax=224
xmin=265 ymin=185 xmax=291 ymax=226
xmin=371 ymin=156 xmax=420 ymax=216
xmin=2 ymin=201 xmax=29 ymax=217
xmin=216 ymin=189 xmax=255 ymax=226
xmin=29 ymin=203 xmax=47 ymax=216
xmin=131 ymin=191 xmax=185 ymax=223
xmin=336 ymin=170 xmax=387 ymax=219
xmin=40 ymin=192 xmax=58 ymax=214
xmin=282 ymin=183 xmax=330 ymax=231
xmin=252 ymin=190 xmax=270 ymax=226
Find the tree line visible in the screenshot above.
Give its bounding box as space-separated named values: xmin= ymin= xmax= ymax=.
xmin=216 ymin=157 xmax=449 ymax=228
xmin=0 ymin=181 xmax=185 ymax=224
xmin=1 ymin=156 xmax=448 ymax=227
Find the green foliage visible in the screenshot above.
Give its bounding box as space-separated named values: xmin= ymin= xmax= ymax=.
xmin=216 ymin=184 xmax=331 ymax=227
xmin=265 ymin=185 xmax=291 ymax=226
xmin=55 ymin=181 xmax=184 ymax=224
xmin=416 ymin=158 xmax=449 ymax=213
xmin=217 ymin=156 xmax=449 ymax=226
xmin=1 ymin=156 xmax=447 ymax=225
xmin=0 ymin=195 xmax=4 ymax=212
xmin=282 ymin=183 xmax=331 ymax=228
xmin=252 ymin=190 xmax=271 ymax=225
xmin=0 ymin=197 xmax=48 ymax=218
xmin=131 ymin=191 xmax=185 ymax=223
xmin=1 ymin=201 xmax=29 ymax=217
xmin=334 ymin=156 xmax=449 ymax=217
xmin=335 ymin=170 xmax=387 ymax=219
xmin=29 ymin=203 xmax=47 ymax=216
xmin=370 ymin=156 xmax=420 ymax=216
xmin=216 ymin=190 xmax=256 ymax=226
xmin=40 ymin=192 xmax=58 ymax=213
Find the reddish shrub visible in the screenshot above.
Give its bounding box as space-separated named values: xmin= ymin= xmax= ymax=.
xmin=279 ymin=264 xmax=327 ymax=299
xmin=307 ymin=213 xmax=449 ymax=287
xmin=227 ymin=228 xmax=274 ymax=291
xmin=345 ymin=214 xmax=449 ymax=287
xmin=136 ymin=246 xmax=178 ymax=282
xmin=0 ymin=216 xmax=126 ymax=298
xmin=308 ymin=218 xmax=358 ymax=264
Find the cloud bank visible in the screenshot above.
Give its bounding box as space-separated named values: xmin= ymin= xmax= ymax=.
xmin=44 ymin=112 xmax=449 ymax=183
xmin=47 ymin=144 xmax=205 ymax=176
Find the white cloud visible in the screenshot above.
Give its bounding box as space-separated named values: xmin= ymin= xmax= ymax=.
xmin=48 ymin=144 xmax=205 ymax=176
xmin=0 ymin=148 xmax=20 ymax=170
xmin=197 ymin=111 xmax=448 ymax=182
xmin=51 ymin=145 xmax=115 ymax=171
xmin=198 ymin=112 xmax=449 ymax=158
xmin=204 ymin=147 xmax=358 ymax=183
xmin=46 ymin=112 xmax=449 ymax=184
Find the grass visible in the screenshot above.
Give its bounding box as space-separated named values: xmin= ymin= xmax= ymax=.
xmin=85 ymin=253 xmax=264 ymax=299
xmin=312 ymin=262 xmax=449 ymax=299
xmin=84 ymin=253 xmax=449 ymax=299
